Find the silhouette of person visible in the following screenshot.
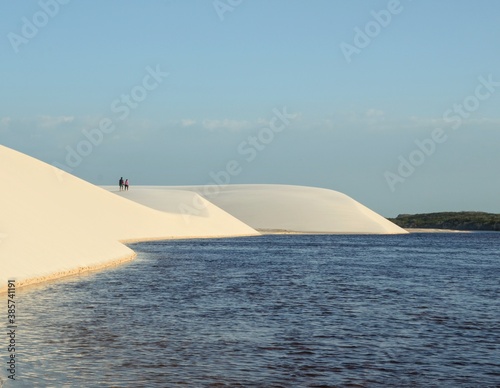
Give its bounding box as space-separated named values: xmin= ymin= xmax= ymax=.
xmin=119 ymin=177 xmax=124 ymax=191
xmin=124 ymin=179 xmax=129 ymax=191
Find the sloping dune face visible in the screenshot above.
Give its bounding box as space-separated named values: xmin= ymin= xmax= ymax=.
xmin=193 ymin=184 xmax=408 ymax=234
xmin=112 ymin=185 xmax=408 ymax=234
xmin=0 ymin=146 xmax=258 ymax=292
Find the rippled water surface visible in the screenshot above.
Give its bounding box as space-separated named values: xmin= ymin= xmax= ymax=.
xmin=4 ymin=233 xmax=500 ymax=387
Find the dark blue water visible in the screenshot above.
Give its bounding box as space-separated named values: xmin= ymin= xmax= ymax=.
xmin=5 ymin=233 xmax=500 ymax=387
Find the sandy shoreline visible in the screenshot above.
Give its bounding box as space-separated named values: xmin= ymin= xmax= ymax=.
xmin=0 ymin=233 xmax=259 ymax=295
xmin=0 ymin=253 xmax=136 ymax=294
xmin=405 ymin=228 xmax=473 ymax=233
xmin=3 ymin=228 xmax=478 ymax=294
xmin=258 ymin=229 xmax=403 ymax=235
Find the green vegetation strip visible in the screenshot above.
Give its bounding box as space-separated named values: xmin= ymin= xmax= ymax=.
xmin=388 ymin=212 xmax=500 ymax=231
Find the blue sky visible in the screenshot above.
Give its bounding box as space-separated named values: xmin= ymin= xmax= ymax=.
xmin=1 ymin=0 xmax=499 ymax=217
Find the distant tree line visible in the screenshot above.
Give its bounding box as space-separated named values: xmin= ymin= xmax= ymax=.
xmin=388 ymin=212 xmax=500 ymax=231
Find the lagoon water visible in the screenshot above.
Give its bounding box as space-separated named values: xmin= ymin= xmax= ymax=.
xmin=5 ymin=233 xmax=500 ymax=387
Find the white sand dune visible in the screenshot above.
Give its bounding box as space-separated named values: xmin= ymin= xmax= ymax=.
xmin=106 ymin=185 xmax=407 ymax=235
xmin=1 ymin=144 xmax=406 ymax=293
xmin=0 ymin=146 xmax=258 ymax=293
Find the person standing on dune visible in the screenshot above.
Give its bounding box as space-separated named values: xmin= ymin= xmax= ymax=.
xmin=124 ymin=179 xmax=129 ymax=191
xmin=119 ymin=177 xmax=124 ymax=191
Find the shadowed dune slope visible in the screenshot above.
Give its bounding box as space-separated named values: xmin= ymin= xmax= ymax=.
xmin=108 ymin=185 xmax=408 ymax=235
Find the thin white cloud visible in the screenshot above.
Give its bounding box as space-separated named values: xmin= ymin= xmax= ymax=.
xmin=180 ymin=119 xmax=197 ymax=127
xmin=201 ymin=119 xmax=252 ymax=131
xmin=365 ymin=108 xmax=385 ymax=118
xmin=38 ymin=115 xmax=75 ymax=129
xmin=1 ymin=117 xmax=11 ymax=128
xmin=303 ymin=110 xmax=500 ymax=134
